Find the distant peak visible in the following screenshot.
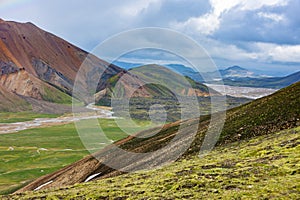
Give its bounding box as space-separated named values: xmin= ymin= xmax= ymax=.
xmin=0 ymin=18 xmax=4 ymax=23
xmin=227 ymin=66 xmax=246 ymax=71
xmin=142 ymin=63 xmax=162 ymax=68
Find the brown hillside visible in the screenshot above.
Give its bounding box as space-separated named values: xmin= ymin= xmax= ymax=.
xmin=0 ymin=19 xmax=123 ymax=101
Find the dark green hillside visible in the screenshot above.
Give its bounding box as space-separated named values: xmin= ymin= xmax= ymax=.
xmin=97 ymin=64 xmax=219 ymax=105
xmin=114 ymin=81 xmax=300 ymax=158
xmin=184 ymin=81 xmax=300 ymax=156
xmin=129 ymin=64 xmax=219 ymax=95
xmin=14 ymin=82 xmax=300 ymax=193
xmin=97 ymin=65 xmax=249 ymax=122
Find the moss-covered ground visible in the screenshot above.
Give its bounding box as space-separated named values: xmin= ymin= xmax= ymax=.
xmin=5 ymin=126 xmax=299 ymax=199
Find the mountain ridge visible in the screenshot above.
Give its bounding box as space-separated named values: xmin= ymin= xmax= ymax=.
xmin=219 ymin=70 xmax=300 ymax=89
xmin=114 ymin=61 xmax=299 ymax=89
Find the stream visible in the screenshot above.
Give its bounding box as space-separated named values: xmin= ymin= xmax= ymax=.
xmin=0 ymin=103 xmax=115 ymax=134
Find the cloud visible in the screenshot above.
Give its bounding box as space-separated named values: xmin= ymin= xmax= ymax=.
xmin=118 ymin=0 xmax=161 ymax=17
xmin=0 ymin=0 xmax=299 ymax=74
xmin=172 ymin=0 xmax=290 ymax=36
xmin=254 ymin=43 xmax=300 ymax=63
xmin=257 ymin=12 xmax=285 ymax=22
xmin=171 ymin=0 xmax=240 ymax=35
xmin=172 ymin=12 xmax=220 ymax=35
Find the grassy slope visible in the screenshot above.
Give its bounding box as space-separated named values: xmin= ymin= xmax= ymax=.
xmin=130 ymin=64 xmax=217 ymax=94
xmin=113 ymin=81 xmax=300 ymax=158
xmin=0 ymin=118 xmax=154 ymax=195
xmin=6 ymin=126 xmax=300 ymax=199
xmin=11 ymin=82 xmax=299 ymax=195
xmin=41 ymin=85 xmax=72 ymax=104
xmin=97 ymin=64 xmax=220 ymax=107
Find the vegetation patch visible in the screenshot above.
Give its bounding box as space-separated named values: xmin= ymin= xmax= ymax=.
xmin=42 ymin=86 xmax=73 ymax=104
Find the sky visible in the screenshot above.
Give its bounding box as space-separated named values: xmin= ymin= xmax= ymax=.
xmin=0 ymin=0 xmax=299 ymax=75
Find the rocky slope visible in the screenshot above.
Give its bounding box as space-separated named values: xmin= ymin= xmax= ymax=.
xmin=0 ymin=19 xmax=123 ymax=108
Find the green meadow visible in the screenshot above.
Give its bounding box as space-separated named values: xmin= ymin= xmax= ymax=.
xmin=0 ymin=118 xmax=152 ymax=194
xmin=0 ymin=112 xmax=60 ymax=123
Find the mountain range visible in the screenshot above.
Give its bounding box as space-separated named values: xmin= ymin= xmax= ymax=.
xmin=115 ymin=61 xmax=300 ymax=89
xmin=164 ymin=65 xmax=300 ymax=89
xmin=1 ymin=18 xmax=296 ymax=112
xmin=219 ymin=71 xmax=300 ymax=89
xmin=0 ymin=19 xmax=224 ymax=114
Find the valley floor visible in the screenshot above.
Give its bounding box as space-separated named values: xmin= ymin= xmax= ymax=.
xmin=0 ymin=118 xmax=155 ymax=195
xmin=205 ymin=84 xmax=277 ymax=99
xmin=5 ymin=126 xmax=300 ymax=199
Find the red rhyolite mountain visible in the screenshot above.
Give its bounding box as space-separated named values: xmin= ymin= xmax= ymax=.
xmin=0 ymin=18 xmax=123 ymax=110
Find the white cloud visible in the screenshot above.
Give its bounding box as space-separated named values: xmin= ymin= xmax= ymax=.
xmin=258 ymin=12 xmax=286 ymax=22
xmin=255 ymin=43 xmax=300 ymax=62
xmin=172 ymin=0 xmax=240 ymax=35
xmin=210 ymin=0 xmax=240 ymax=15
xmin=238 ymin=0 xmax=288 ymax=10
xmin=173 ymin=0 xmax=289 ymax=35
xmin=119 ymin=0 xmax=160 ymax=17
xmin=0 ymin=0 xmax=298 ymax=74
xmin=172 ymin=13 xmax=220 ymax=35
xmin=197 ymin=37 xmax=259 ymax=61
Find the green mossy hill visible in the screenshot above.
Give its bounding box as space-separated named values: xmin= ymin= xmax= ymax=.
xmin=13 ymin=82 xmax=299 ymax=194
xmin=129 ymin=64 xmax=218 ymax=95
xmin=97 ymin=64 xmax=220 ymax=107
xmin=41 ymin=85 xmax=72 ymax=104
xmin=115 ymin=81 xmax=300 ymax=157
xmin=5 ymin=126 xmax=300 ymax=199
